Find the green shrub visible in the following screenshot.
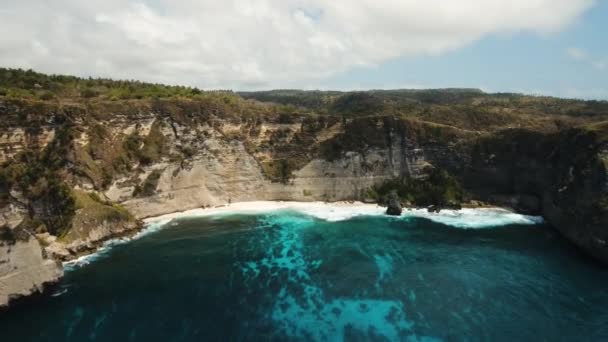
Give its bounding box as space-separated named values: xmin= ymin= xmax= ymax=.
xmin=261 ymin=157 xmax=308 ymax=184
xmin=38 ymin=91 xmax=55 ymax=100
xmin=111 ymin=203 xmax=134 ymax=220
xmin=133 ymin=170 xmax=162 ymax=197
xmin=124 ymin=122 xmax=167 ymax=165
xmin=372 ymin=168 xmax=464 ymax=207
xmin=181 ymin=146 xmax=195 ymax=158
xmin=39 ymin=179 xmax=76 ymax=236
xmin=88 ymin=191 xmax=103 ymax=203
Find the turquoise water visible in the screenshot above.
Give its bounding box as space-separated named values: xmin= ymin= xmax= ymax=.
xmin=2 ymin=210 xmax=608 ymax=341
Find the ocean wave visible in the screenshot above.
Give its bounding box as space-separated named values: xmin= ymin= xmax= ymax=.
xmin=62 ymin=220 xmax=169 ymax=271
xmin=145 ymin=201 xmax=544 ymax=229
xmin=65 ymin=202 xmax=543 ymax=271
xmin=402 ymin=207 xmax=544 ymax=228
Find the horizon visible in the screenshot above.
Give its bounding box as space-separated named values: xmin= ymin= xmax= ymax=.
xmin=3 ymin=66 xmax=608 ymax=103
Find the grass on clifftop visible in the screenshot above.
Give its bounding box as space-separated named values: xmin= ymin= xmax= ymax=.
xmin=0 ymin=67 xmax=208 ymax=101
xmin=3 ymin=67 xmax=608 ymax=131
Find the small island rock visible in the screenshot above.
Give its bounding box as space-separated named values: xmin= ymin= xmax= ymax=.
xmin=385 ymin=191 xmax=403 ymax=216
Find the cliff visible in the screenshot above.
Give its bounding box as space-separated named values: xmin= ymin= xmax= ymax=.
xmin=1 ymin=68 xmax=608 ymax=308
xmin=467 ymin=128 xmax=608 ymax=262
xmin=0 ymin=227 xmax=62 ymax=309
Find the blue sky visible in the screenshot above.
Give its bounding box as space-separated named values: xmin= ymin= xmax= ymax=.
xmin=324 ymin=2 xmax=607 ymax=99
xmin=0 ymin=0 xmax=605 ymax=99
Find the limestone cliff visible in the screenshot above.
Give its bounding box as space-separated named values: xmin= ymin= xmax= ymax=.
xmin=1 ymin=78 xmax=608 ymax=308
xmin=0 ymin=229 xmax=63 ymax=309
xmin=105 ymin=116 xmax=467 ymax=219
xmin=467 ymin=128 xmax=608 ymax=262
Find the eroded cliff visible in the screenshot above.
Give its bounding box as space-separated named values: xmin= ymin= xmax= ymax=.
xmin=2 ymin=69 xmax=608 ymax=307
xmin=0 ymin=228 xmax=62 ymax=309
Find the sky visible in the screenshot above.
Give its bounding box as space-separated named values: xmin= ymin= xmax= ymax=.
xmin=0 ymin=0 xmax=606 ymax=99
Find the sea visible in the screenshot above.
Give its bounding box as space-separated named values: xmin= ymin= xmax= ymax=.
xmin=1 ymin=203 xmax=607 ymax=341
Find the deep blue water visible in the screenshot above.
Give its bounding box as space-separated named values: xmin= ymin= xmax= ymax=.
xmin=2 ymin=210 xmax=608 ymax=341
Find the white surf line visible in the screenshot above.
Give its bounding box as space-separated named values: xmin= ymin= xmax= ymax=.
xmin=62 ymin=219 xmax=169 ymax=270
xmin=142 ymin=201 xmax=385 ymax=224
xmin=413 ymin=207 xmax=543 ymax=228
xmin=64 ymin=201 xmax=543 ymax=270
xmin=143 ymin=201 xmax=544 ymax=228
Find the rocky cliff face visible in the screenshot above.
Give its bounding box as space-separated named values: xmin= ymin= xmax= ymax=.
xmin=1 ymin=91 xmax=607 ymax=308
xmin=102 ymin=115 xmax=467 ymax=219
xmin=0 ymin=229 xmax=63 ymax=309
xmin=467 ymin=128 xmax=608 ymax=262
xmin=0 ymin=190 xmax=62 ymax=309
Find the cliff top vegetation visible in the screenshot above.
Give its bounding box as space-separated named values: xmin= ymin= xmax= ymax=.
xmin=2 ymin=67 xmax=608 ymax=134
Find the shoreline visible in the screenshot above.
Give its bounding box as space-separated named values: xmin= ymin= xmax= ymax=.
xmin=64 ymin=201 xmax=544 ymax=270
xmin=143 ymin=200 xmax=543 ymax=227
xmin=143 ymin=201 xmax=384 ymax=224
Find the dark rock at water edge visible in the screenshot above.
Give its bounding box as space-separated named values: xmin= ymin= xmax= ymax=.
xmin=486 ymin=194 xmax=541 ymax=215
xmin=386 ymin=191 xmax=403 ymax=216
xmin=427 ymin=202 xmax=463 ymax=213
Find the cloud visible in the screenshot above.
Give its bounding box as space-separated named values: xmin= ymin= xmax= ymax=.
xmin=567 ymin=47 xmax=588 ymax=61
xmin=0 ymin=0 xmax=595 ymax=89
xmin=567 ymin=47 xmax=606 ymax=70
xmin=593 ymin=62 xmax=606 ymax=70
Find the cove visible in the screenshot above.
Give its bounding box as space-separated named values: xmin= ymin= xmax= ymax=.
xmin=1 ymin=207 xmax=607 ymax=341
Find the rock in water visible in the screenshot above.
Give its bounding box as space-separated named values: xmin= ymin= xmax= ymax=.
xmin=385 ymin=191 xmax=402 ymax=216
xmin=427 ymin=205 xmax=440 ymax=213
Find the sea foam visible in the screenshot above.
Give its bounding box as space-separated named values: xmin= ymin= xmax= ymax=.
xmin=65 ymin=201 xmax=543 ymax=270
xmin=63 ymin=220 xmax=169 ymax=270
xmin=144 ymin=201 xmax=543 ymax=228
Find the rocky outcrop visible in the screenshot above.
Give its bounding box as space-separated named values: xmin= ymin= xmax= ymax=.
xmin=44 ymin=191 xmax=142 ymax=261
xmin=0 ymin=231 xmax=63 ymax=309
xmin=0 ymin=190 xmax=139 ymax=308
xmin=44 ymin=217 xmax=141 ymax=261
xmin=467 ymin=129 xmax=608 ymax=262
xmin=385 ymin=191 xmax=402 ymax=216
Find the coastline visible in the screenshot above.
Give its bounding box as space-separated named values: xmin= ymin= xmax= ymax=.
xmin=64 ymin=201 xmax=544 ymax=270
xmin=143 ymin=200 xmax=544 ymax=228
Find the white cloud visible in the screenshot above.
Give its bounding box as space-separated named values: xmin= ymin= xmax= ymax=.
xmin=567 ymin=47 xmax=588 ymax=61
xmin=567 ymin=46 xmax=606 ymax=71
xmin=0 ymin=0 xmax=595 ymax=89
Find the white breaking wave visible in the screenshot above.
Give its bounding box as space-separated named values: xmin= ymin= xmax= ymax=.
xmin=403 ymin=207 xmax=544 ymax=228
xmin=63 ymin=239 xmax=127 ymax=270
xmin=144 ymin=201 xmax=544 ymax=228
xmin=63 ymin=220 xmax=168 ymax=270
xmin=65 ymin=201 xmax=543 ymax=270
